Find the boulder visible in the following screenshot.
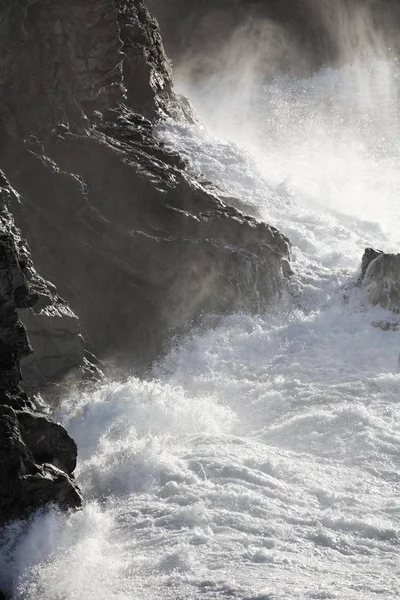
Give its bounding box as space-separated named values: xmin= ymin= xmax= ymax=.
xmin=359 ymin=247 xmax=400 ymax=312
xmin=17 ymin=409 xmax=78 ymax=475
xmin=0 ymin=405 xmax=81 ymax=525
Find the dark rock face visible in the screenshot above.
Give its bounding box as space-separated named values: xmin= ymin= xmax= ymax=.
xmin=0 ymin=405 xmax=82 ymax=525
xmin=0 ymin=173 xmax=88 ymax=392
xmin=0 ymin=0 xmax=291 ymax=370
xmin=0 ymin=173 xmax=82 ymax=526
xmin=360 ymin=248 xmax=400 ymax=313
xmin=0 ymin=0 xmax=290 ymax=539
xmin=360 ymin=247 xmax=383 ymax=280
xmin=17 ymin=409 xmax=78 ymax=474
xmin=0 ymin=0 xmax=124 ymax=136
xmin=0 ymin=0 xmax=187 ymax=139
xmin=115 ymin=0 xmax=191 ymax=120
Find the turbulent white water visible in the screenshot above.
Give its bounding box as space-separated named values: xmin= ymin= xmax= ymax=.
xmin=1 ymin=59 xmax=400 ymax=599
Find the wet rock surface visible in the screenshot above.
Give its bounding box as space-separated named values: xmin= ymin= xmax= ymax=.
xmin=0 ymin=0 xmax=291 ymax=369
xmin=115 ymin=0 xmax=192 ymax=120
xmin=0 ymin=405 xmax=82 ymax=526
xmin=0 ymin=173 xmax=82 ymax=526
xmin=360 ymin=247 xmax=400 ymax=313
xmin=0 ymin=174 xmax=92 ymax=392
xmin=0 ymin=0 xmax=290 ymax=532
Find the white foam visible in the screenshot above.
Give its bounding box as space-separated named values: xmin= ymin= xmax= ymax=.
xmin=1 ymin=59 xmax=400 ymax=599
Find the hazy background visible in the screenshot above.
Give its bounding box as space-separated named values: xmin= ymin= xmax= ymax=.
xmin=148 ymin=0 xmax=400 ymax=83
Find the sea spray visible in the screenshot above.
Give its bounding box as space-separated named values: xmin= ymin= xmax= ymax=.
xmin=1 ymin=1 xmax=400 ymax=598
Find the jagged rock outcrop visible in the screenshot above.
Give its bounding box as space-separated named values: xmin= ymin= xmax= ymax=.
xmin=0 ymin=0 xmax=291 ymax=564
xmin=0 ymin=173 xmax=82 ymax=526
xmin=0 ymin=0 xmax=291 ymax=369
xmin=0 ymin=0 xmax=187 ymax=140
xmin=20 ymin=300 xmax=84 ymax=392
xmin=115 ymin=0 xmax=192 ymax=120
xmin=360 ymin=247 xmax=400 ymax=313
xmin=0 ymin=405 xmax=82 ymax=525
xmin=0 ymin=173 xmax=91 ymax=392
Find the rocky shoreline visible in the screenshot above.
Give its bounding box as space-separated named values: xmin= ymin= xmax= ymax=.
xmin=1 ymin=4 xmax=397 ymax=597
xmin=0 ymin=0 xmax=400 ymax=598
xmin=0 ymin=174 xmax=82 ymax=526
xmin=0 ymin=0 xmax=291 ymax=546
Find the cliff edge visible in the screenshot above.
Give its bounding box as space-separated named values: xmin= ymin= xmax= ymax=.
xmin=0 ymin=0 xmax=291 ymax=535
xmin=0 ymin=173 xmax=82 ymax=527
xmin=0 ymin=0 xmax=291 ymax=370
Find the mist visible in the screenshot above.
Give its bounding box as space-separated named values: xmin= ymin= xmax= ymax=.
xmin=171 ymin=0 xmax=398 ymax=126
xmin=1 ymin=1 xmax=400 ymax=599
xmin=167 ymin=0 xmax=397 ymax=149
xmin=157 ymin=0 xmax=400 ymax=260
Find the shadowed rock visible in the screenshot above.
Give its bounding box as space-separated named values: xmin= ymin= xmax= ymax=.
xmin=17 ymin=409 xmax=78 ymax=475
xmin=0 ymin=405 xmax=81 ymax=525
xmin=0 ymin=173 xmax=92 ymax=391
xmin=0 ymin=174 xmax=82 ymax=526
xmin=360 ymin=247 xmax=400 ymax=313
xmin=0 ymin=0 xmax=291 ymax=538
xmin=148 ymin=0 xmax=400 ymax=82
xmin=0 ymin=0 xmax=291 ymax=370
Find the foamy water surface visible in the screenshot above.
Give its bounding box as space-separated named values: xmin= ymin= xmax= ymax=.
xmin=1 ymin=59 xmax=400 ymax=599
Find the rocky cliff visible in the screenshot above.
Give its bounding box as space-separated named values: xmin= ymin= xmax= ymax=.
xmin=0 ymin=0 xmax=291 ymax=371
xmin=0 ymin=0 xmax=291 ymax=534
xmin=0 ymin=173 xmax=82 ymax=526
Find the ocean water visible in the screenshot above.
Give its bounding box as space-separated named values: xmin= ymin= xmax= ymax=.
xmin=1 ymin=58 xmax=400 ymax=599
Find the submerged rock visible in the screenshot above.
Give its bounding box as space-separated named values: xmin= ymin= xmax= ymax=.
xmin=360 ymin=247 xmax=400 ymax=313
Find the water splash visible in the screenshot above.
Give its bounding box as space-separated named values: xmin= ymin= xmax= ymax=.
xmin=1 ymin=3 xmax=400 ymax=598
